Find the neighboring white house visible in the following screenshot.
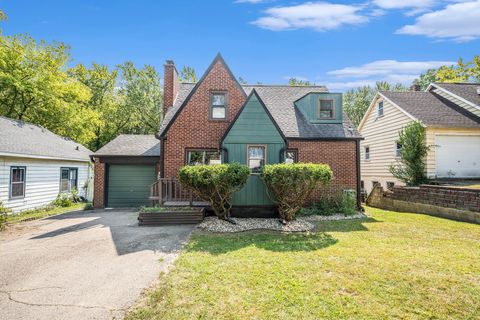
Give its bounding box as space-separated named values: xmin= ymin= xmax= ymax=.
xmin=0 ymin=116 xmax=93 ymax=213
xmin=359 ymin=83 xmax=480 ymax=195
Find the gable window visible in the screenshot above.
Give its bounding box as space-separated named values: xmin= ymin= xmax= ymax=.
xmin=186 ymin=149 xmax=221 ymax=165
xmin=10 ymin=166 xmax=26 ymax=198
xmin=285 ymin=149 xmax=298 ymax=163
xmin=364 ymin=146 xmax=370 ymax=160
xmin=318 ymin=99 xmax=335 ymax=120
xmin=210 ymin=92 xmax=227 ymax=119
xmin=247 ymin=145 xmax=266 ymax=173
xmin=60 ymin=168 xmax=78 ymax=193
xmin=395 ymin=141 xmax=402 ymax=157
xmin=377 ymin=101 xmax=384 ymax=117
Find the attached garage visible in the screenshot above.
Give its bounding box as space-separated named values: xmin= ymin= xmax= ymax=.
xmin=436 ymin=135 xmax=480 ymax=178
xmin=107 ymin=165 xmax=156 ymax=207
xmin=92 ymin=135 xmax=160 ymax=208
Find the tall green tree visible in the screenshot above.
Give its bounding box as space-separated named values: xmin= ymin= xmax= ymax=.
xmin=180 ymin=66 xmax=196 ymax=83
xmin=0 ymin=34 xmax=100 ymax=146
xmin=117 ymin=62 xmax=162 ymax=132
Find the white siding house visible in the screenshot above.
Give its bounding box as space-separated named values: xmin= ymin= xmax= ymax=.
xmin=0 ymin=117 xmax=93 ymax=213
xmin=359 ymin=83 xmax=480 ymax=195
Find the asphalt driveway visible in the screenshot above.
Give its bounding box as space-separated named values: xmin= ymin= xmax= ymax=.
xmin=0 ymin=209 xmax=194 ymax=320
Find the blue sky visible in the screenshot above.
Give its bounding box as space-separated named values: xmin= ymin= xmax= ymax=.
xmin=1 ymin=0 xmax=479 ymax=90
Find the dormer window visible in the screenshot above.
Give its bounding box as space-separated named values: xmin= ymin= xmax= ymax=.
xmin=318 ymin=99 xmax=335 ymax=120
xmin=377 ymin=101 xmax=384 ymax=117
xmin=210 ymin=92 xmax=227 ymax=119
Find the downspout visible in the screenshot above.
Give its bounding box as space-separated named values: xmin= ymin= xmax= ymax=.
xmin=279 ymin=147 xmax=285 ymax=163
xmin=220 ymin=146 xmax=228 ymax=163
xmin=355 ymin=139 xmax=362 ymax=210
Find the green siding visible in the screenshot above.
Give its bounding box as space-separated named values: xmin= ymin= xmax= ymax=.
xmin=107 ymin=164 xmax=156 ymax=207
xmin=295 ymin=93 xmax=343 ymax=124
xmin=223 ymin=93 xmax=285 ymax=206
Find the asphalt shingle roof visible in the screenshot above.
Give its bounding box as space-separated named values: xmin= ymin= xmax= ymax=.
xmin=433 ymin=82 xmax=480 ymax=107
xmin=159 ymin=83 xmax=361 ymax=139
xmin=0 ymin=116 xmax=92 ymax=161
xmin=93 ymin=134 xmax=160 ymax=156
xmin=380 ymin=91 xmax=480 ymax=128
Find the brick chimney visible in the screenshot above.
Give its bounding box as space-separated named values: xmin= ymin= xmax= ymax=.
xmin=163 ymin=59 xmax=179 ymax=117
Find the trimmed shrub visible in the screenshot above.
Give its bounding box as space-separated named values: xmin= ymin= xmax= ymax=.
xmin=178 ymin=163 xmax=250 ymax=220
xmin=262 ymin=163 xmax=333 ymax=221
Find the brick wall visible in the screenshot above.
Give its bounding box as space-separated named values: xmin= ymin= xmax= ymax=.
xmin=387 ymin=185 xmax=480 ymax=212
xmin=93 ymin=159 xmax=105 ymax=209
xmin=288 ymin=140 xmax=358 ymax=203
xmin=163 ymin=58 xmax=246 ymax=178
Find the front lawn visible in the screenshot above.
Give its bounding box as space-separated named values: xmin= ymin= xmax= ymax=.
xmin=127 ymin=207 xmax=480 ymax=319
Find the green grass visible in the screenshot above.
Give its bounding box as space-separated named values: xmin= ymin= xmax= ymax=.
xmin=5 ymin=203 xmax=88 ymax=224
xmin=127 ymin=207 xmax=480 ymax=320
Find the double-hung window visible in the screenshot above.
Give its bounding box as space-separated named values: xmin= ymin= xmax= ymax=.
xmin=210 ymin=92 xmax=227 ymax=119
xmin=248 ymin=145 xmax=266 ymax=173
xmin=186 ymin=150 xmax=221 ymax=165
xmin=364 ymin=146 xmax=370 ymax=160
xmin=395 ymin=142 xmax=402 ymax=157
xmin=377 ymin=101 xmax=384 ymax=117
xmin=318 ymin=99 xmax=335 ymax=120
xmin=60 ymin=168 xmax=78 ymax=193
xmin=10 ymin=166 xmax=26 ymax=198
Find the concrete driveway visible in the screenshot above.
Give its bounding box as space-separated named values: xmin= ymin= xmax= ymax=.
xmin=0 ymin=209 xmax=194 ymax=320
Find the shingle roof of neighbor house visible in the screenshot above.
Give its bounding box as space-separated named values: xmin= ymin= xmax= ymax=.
xmin=93 ymin=134 xmax=160 ymax=156
xmin=0 ymin=116 xmax=92 ymax=161
xmin=159 ymin=83 xmax=361 ymax=139
xmin=380 ymin=91 xmax=480 ymax=128
xmin=432 ymin=82 xmax=480 ymax=106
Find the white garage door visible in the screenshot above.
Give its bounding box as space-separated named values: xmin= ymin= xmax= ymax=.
xmin=436 ymin=135 xmax=480 ymax=178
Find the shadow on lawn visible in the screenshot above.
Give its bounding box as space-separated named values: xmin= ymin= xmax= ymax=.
xmin=188 ymin=217 xmax=380 ymax=255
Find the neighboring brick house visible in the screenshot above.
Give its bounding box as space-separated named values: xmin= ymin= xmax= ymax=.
xmin=93 ymin=54 xmax=362 ymax=211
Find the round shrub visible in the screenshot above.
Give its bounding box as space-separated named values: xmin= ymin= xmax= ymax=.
xmin=262 ymin=163 xmax=333 ymax=221
xmin=178 ymin=163 xmax=250 ymax=220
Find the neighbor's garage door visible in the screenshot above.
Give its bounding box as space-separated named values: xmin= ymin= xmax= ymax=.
xmin=436 ymin=135 xmax=480 ymax=178
xmin=107 ymin=165 xmax=156 ymax=207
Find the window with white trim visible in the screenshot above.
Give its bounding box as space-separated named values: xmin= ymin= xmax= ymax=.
xmin=377 ymin=101 xmax=384 ymax=117
xmin=10 ymin=166 xmax=26 ymax=198
xmin=60 ymin=168 xmax=78 ymax=193
xmin=248 ymin=145 xmax=266 ymax=173
xmin=364 ymin=146 xmax=370 ymax=160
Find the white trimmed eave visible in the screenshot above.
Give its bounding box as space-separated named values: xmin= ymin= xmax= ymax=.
xmin=0 ymin=151 xmax=91 ymax=162
xmin=428 ymin=83 xmax=480 ymax=111
xmin=358 ymin=92 xmax=423 ymax=132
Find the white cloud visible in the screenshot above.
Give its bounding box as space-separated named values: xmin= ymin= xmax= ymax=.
xmin=251 ymin=2 xmax=369 ymax=31
xmin=328 ymin=60 xmax=454 ymax=78
xmin=373 ymin=0 xmax=435 ymax=10
xmin=397 ymin=1 xmax=480 ymax=41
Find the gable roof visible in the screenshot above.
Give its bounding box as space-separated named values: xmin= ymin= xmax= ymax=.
xmin=159 ymin=82 xmax=361 ymax=140
xmin=379 ymin=91 xmax=480 ymax=128
xmin=430 ymin=82 xmax=480 ymax=107
xmin=158 ymin=53 xmax=246 ymax=138
xmin=0 ymin=116 xmax=92 ymax=161
xmin=93 ymin=134 xmax=160 ymax=156
xmin=221 ymin=89 xmax=286 ymax=143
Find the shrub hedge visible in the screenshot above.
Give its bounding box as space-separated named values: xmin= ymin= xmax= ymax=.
xmin=262 ymin=163 xmax=333 ymax=221
xmin=178 ymin=163 xmax=250 ymax=220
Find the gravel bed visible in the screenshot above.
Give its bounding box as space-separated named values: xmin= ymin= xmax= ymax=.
xmin=197 ymin=212 xmax=367 ymax=233
xmin=197 ymin=217 xmax=315 ymax=233
xmin=301 ymin=212 xmax=367 ymax=221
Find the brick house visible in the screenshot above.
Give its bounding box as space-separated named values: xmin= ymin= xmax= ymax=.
xmin=92 ymin=54 xmax=362 ymax=212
